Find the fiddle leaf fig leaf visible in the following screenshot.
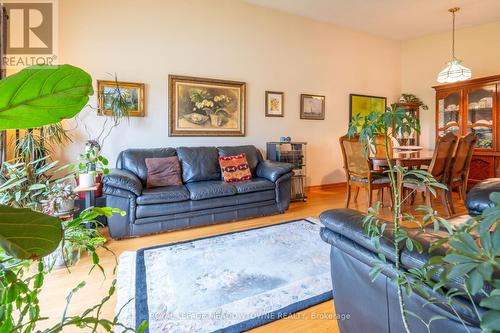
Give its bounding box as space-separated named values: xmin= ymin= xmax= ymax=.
xmin=0 ymin=205 xmax=62 ymax=259
xmin=0 ymin=64 xmax=93 ymax=130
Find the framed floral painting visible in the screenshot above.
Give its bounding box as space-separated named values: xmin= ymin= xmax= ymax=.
xmin=265 ymin=91 xmax=284 ymax=117
xmin=97 ymin=80 xmax=145 ymax=117
xmin=168 ymin=75 xmax=246 ymax=136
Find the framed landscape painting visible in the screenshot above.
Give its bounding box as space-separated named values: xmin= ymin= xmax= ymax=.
xmin=265 ymin=91 xmax=284 ymax=117
xmin=97 ymin=80 xmax=145 ymax=117
xmin=300 ymin=94 xmax=325 ymax=120
xmin=349 ymin=94 xmax=387 ymax=126
xmin=168 ymin=75 xmax=246 ymax=136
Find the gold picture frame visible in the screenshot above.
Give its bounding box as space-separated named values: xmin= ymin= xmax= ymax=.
xmin=300 ymin=94 xmax=325 ymax=120
xmin=169 ymin=75 xmax=246 ymax=137
xmin=97 ymin=80 xmax=145 ymax=117
xmin=265 ymin=91 xmax=284 ymax=117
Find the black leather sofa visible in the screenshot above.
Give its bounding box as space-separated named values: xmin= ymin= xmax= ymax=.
xmin=103 ymin=145 xmax=293 ymax=239
xmin=320 ymin=209 xmax=485 ymax=333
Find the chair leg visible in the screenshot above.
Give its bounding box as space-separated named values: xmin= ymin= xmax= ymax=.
xmin=345 ymin=183 xmax=352 ymax=208
xmin=366 ymin=187 xmax=373 ymax=208
xmin=460 ymin=182 xmax=467 ymax=204
xmin=388 ymin=187 xmax=394 ymax=208
xmin=425 ymin=189 xmax=432 ymax=208
xmin=354 ymin=187 xmax=360 ymax=202
xmin=446 ymin=187 xmax=456 ymax=215
xmin=410 ymin=189 xmax=416 ymax=205
xmin=440 ymin=189 xmax=451 ymax=217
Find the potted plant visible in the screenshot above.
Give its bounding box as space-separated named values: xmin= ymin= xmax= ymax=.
xmin=42 ymin=182 xmax=78 ymax=215
xmin=75 ymin=147 xmax=110 ymax=188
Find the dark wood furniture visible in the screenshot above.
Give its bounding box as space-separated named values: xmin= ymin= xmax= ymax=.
xmin=394 ymin=102 xmax=420 ymax=146
xmin=402 ymin=132 xmax=457 ymax=216
xmin=340 ymin=135 xmax=392 ymax=208
xmin=447 ymin=133 xmax=477 ymax=214
xmin=434 ymin=74 xmax=500 ymax=188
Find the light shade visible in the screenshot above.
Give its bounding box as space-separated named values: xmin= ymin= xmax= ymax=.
xmin=437 ymin=59 xmax=472 ymax=83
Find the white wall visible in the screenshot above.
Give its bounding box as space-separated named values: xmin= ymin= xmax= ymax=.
xmin=57 ymin=0 xmax=401 ymax=186
xmin=401 ymin=21 xmax=500 ymax=149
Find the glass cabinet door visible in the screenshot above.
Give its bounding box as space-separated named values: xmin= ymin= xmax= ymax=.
xmin=466 ymin=85 xmax=496 ymax=150
xmin=437 ymin=91 xmax=461 ymax=136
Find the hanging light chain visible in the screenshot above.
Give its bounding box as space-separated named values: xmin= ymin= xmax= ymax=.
xmin=449 ymin=7 xmax=460 ymax=59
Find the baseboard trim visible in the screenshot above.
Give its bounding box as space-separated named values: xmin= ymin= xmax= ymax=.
xmin=305 ymin=182 xmax=346 ymax=192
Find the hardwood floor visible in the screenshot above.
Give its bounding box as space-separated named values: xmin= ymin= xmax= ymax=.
xmin=39 ymin=184 xmax=467 ymax=332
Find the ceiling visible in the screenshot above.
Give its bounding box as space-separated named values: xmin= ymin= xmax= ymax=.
xmin=242 ymin=0 xmax=500 ymax=40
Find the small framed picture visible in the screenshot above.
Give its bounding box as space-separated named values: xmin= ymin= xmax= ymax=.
xmin=97 ymin=80 xmax=145 ymax=117
xmin=265 ymin=91 xmax=284 ymax=117
xmin=300 ymin=94 xmax=325 ymax=120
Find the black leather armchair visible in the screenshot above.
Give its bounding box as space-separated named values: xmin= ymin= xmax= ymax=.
xmin=320 ymin=209 xmax=485 ymax=333
xmin=103 ymin=145 xmax=293 ymax=239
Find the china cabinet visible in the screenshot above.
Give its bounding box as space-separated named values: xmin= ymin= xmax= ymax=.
xmin=434 ymin=74 xmax=500 ymax=187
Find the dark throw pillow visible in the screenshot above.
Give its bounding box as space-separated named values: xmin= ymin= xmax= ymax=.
xmin=145 ymin=156 xmax=182 ymax=188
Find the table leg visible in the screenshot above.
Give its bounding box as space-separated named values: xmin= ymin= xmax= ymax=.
xmin=84 ymin=190 xmax=96 ymax=229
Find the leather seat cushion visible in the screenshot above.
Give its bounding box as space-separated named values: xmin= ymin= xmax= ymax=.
xmin=231 ymin=178 xmax=275 ymax=194
xmin=135 ymin=190 xmax=276 ymax=219
xmin=176 ymin=147 xmax=221 ymax=183
xmin=136 ymin=185 xmax=190 ymax=205
xmin=185 ymin=181 xmax=237 ymax=200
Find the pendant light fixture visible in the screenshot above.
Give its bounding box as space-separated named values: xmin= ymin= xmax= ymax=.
xmin=437 ymin=7 xmax=472 ymax=83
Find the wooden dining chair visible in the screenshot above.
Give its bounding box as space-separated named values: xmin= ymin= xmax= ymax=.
xmin=339 ymin=134 xmax=392 ymax=208
xmin=403 ymin=132 xmax=457 ymax=216
xmin=446 ymin=133 xmax=477 ymax=214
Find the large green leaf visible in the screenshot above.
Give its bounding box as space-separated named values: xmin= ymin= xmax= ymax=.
xmin=0 ymin=205 xmax=62 ymax=259
xmin=0 ymin=64 xmax=93 ymax=130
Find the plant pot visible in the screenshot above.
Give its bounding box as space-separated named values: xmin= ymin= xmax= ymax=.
xmin=79 ymin=173 xmax=95 ymax=188
xmin=43 ymin=244 xmax=80 ymax=269
xmin=56 ymin=199 xmax=75 ymax=213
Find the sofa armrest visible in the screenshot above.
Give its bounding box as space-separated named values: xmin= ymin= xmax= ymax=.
xmin=103 ymin=169 xmax=143 ymax=196
xmin=255 ymin=160 xmax=293 ymax=182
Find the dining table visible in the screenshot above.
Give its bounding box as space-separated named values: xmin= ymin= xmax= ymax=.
xmin=370 ymin=148 xmax=435 ymax=205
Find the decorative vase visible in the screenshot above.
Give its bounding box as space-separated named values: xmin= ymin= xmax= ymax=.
xmin=79 ymin=172 xmax=95 ymax=188
xmin=209 ymin=114 xmax=219 ymax=127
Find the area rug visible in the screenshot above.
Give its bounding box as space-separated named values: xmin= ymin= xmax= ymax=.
xmin=116 ymin=218 xmax=332 ymax=332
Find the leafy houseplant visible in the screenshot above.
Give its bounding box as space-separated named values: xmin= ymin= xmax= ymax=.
xmin=400 ymin=93 xmax=429 ymax=110
xmin=0 ymin=65 xmax=147 ymax=332
xmin=75 ymin=148 xmax=110 ymax=188
xmin=42 ymin=182 xmax=79 ymax=215
xmin=0 ymin=156 xmax=72 ymax=210
xmin=349 ymin=107 xmax=500 ymax=332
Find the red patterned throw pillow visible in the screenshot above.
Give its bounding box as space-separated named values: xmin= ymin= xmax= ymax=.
xmin=219 ymin=153 xmax=252 ymax=183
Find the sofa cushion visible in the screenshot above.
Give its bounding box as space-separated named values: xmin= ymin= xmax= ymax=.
xmin=231 ymin=178 xmax=274 ymax=194
xmin=219 ymin=153 xmax=252 ymax=183
xmin=135 ymin=190 xmax=276 ymax=219
xmin=136 ymin=185 xmax=190 ymax=205
xmin=117 ymin=148 xmax=177 ymax=186
xmin=185 ymin=181 xmax=237 ymax=200
xmin=176 ymin=147 xmax=221 ymax=183
xmin=217 ymin=145 xmax=262 ymax=174
xmin=145 ymin=156 xmax=182 ymax=188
